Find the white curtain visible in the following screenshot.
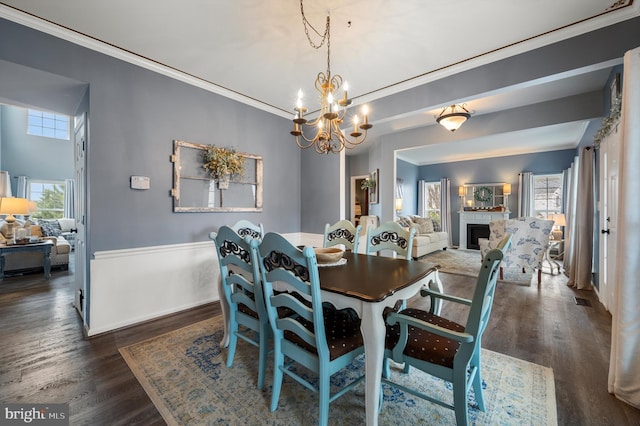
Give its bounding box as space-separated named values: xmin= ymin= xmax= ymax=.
xmin=566 ymin=147 xmax=595 ymax=290
xmin=517 ymin=172 xmax=533 ymax=217
xmin=563 ymin=157 xmax=579 ymax=272
xmin=439 ymin=178 xmax=452 ymax=246
xmin=609 ymin=46 xmax=640 ymax=409
xmin=16 ymin=176 xmax=28 ymax=198
xmin=64 ymin=179 xmax=75 ymax=219
xmin=417 ymin=180 xmax=426 ymax=217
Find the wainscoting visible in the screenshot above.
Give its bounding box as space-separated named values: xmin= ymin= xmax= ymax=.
xmin=88 ymin=241 xmax=219 ymax=336
xmin=86 ymin=232 xmax=322 ymax=336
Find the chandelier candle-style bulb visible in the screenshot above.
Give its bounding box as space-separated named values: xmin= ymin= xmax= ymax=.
xmin=351 ymin=115 xmax=362 ymax=137
xmin=338 ymin=82 xmax=351 ymax=107
xmin=360 ymin=105 xmax=372 ymax=130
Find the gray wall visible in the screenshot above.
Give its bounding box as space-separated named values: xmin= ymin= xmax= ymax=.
xmin=396 ymin=149 xmax=576 ymax=245
xmin=300 ymin=148 xmax=341 ymax=234
xmin=1 ymin=105 xmax=75 ymax=194
xmin=396 ymin=159 xmax=418 ymax=217
xmin=0 ymin=17 xmax=304 ymax=255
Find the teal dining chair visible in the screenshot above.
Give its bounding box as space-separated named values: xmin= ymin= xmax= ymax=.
xmin=230 ymin=219 xmax=264 ymax=239
xmin=210 ymin=225 xmax=269 ymax=390
xmin=366 ymin=220 xmax=417 ymax=315
xmin=381 ymin=234 xmax=512 ymax=426
xmin=250 ymin=232 xmax=365 ymax=426
xmin=365 ymin=220 xmax=416 ymax=260
xmin=323 ymin=219 xmax=362 ymax=253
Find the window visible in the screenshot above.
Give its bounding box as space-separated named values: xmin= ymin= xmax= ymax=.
xmin=532 ymin=174 xmax=563 ymax=219
xmin=28 ymin=181 xmax=65 ymax=219
xmin=421 ymin=181 xmax=441 ymax=225
xmin=27 ymin=109 xmax=70 ymax=140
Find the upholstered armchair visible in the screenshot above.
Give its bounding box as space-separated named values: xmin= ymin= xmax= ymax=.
xmin=479 ymin=217 xmax=554 ymax=286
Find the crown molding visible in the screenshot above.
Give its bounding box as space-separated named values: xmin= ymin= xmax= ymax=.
xmin=356 ymin=4 xmax=640 ymax=106
xmin=2 ymin=3 xmax=638 ymax=120
xmin=0 ymin=4 xmax=291 ymax=118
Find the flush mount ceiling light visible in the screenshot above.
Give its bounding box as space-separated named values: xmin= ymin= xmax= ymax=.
xmin=435 ymin=104 xmax=474 ymax=132
xmin=290 ymin=0 xmax=372 ymax=154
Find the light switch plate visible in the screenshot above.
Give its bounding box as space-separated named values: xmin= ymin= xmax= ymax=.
xmin=130 ymin=175 xmax=150 ymax=190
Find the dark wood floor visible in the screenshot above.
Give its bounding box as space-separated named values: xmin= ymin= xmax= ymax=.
xmin=1 ymin=262 xmax=639 ymax=425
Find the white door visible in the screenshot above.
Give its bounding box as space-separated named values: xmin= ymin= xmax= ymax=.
xmin=598 ymin=120 xmax=620 ymax=313
xmin=72 ymin=112 xmax=88 ymax=324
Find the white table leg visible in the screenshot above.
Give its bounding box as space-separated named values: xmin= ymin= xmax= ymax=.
xmin=429 ymin=270 xmax=444 ymax=315
xmin=360 ymin=302 xmax=387 ymax=426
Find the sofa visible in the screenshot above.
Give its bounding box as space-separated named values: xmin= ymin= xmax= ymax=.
xmin=396 ymin=215 xmax=449 ymax=258
xmin=0 ymin=219 xmax=71 ymax=274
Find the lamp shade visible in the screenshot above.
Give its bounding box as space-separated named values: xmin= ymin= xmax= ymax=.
xmin=458 ymin=186 xmax=465 ymax=197
xmin=550 ymin=213 xmax=566 ymax=227
xmin=0 ymin=197 xmax=31 ymax=215
xmin=503 ymin=183 xmax=511 ymax=195
xmin=395 ymin=198 xmax=403 ymax=211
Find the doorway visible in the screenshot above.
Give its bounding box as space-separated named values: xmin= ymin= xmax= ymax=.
xmin=350 ymin=175 xmax=369 ymax=225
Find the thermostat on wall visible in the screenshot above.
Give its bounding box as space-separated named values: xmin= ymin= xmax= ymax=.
xmin=130 ymin=175 xmax=150 ymax=190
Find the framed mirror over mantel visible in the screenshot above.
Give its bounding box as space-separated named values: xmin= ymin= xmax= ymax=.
xmin=459 ymin=182 xmax=510 ymax=212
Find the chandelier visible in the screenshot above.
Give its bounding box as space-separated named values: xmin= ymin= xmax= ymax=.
xmin=435 ymin=104 xmax=474 ymax=132
xmin=290 ymin=2 xmax=372 ymax=154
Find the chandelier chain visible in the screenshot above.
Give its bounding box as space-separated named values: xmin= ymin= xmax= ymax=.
xmin=299 ymin=0 xmax=330 ymax=49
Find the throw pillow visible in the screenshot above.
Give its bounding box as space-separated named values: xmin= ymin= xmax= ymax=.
xmin=432 ymin=219 xmax=442 ymax=232
xmin=397 ymin=216 xmax=413 ymax=228
xmin=40 ymin=221 xmax=62 ymax=237
xmin=415 ymin=217 xmax=434 ymax=234
xmin=29 ymin=225 xmax=44 ymax=238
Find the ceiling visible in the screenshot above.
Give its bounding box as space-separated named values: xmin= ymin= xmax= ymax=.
xmin=1 ymin=1 xmax=638 ymax=164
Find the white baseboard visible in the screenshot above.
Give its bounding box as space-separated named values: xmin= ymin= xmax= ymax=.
xmin=87 ymin=241 xmax=218 ymax=336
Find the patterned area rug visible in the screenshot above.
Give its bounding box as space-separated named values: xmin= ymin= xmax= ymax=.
xmin=419 ymin=248 xmax=534 ymax=286
xmin=120 ymin=316 xmax=557 ymax=425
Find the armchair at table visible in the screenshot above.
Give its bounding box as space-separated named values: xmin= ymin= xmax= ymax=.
xmin=381 ymin=234 xmax=512 ymax=426
xmin=478 ymin=217 xmax=553 ymax=286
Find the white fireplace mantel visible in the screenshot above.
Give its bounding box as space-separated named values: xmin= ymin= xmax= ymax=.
xmin=459 ymin=211 xmax=510 ymax=249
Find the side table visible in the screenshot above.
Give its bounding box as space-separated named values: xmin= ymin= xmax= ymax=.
xmin=543 ymin=239 xmax=564 ymax=275
xmin=0 ymin=240 xmax=54 ymax=280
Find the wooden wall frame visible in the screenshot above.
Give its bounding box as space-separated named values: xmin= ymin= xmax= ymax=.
xmin=170 ymin=139 xmax=263 ymax=212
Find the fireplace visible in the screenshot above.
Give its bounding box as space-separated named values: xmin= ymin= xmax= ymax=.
xmin=458 ymin=211 xmax=510 ymax=249
xmin=467 ymin=224 xmax=490 ymax=250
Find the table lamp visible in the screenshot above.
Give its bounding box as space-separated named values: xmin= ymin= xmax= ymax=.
xmin=549 ymin=213 xmax=566 ymax=241
xmin=0 ymin=197 xmax=31 ymax=242
xmin=458 ymin=186 xmax=465 ymax=208
xmin=503 ymin=183 xmax=511 ymax=210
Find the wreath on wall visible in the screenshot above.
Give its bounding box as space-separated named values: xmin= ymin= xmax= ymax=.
xmin=474 ymin=186 xmax=493 ymax=203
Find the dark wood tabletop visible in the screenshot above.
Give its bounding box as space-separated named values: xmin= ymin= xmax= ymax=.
xmin=318 ymin=252 xmax=438 ymax=302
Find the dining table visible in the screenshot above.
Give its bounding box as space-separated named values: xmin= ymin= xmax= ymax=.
xmin=217 ymin=249 xmax=442 ymax=426
xmin=317 ymin=252 xmax=442 ymax=426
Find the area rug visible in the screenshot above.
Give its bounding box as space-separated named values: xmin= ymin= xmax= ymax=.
xmin=120 ymin=316 xmax=557 ymax=425
xmin=419 ymin=248 xmax=534 ymax=286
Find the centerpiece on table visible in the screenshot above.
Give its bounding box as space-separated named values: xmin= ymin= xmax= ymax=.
xmin=202 ymin=145 xmax=245 ymax=189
